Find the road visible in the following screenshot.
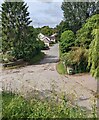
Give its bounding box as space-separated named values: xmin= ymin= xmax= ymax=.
xmin=1 ymin=43 xmax=97 ymax=110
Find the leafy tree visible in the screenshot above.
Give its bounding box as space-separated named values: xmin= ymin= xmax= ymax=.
xmin=35 ymin=27 xmax=41 ymax=35
xmin=55 ymin=21 xmax=69 ymax=41
xmin=61 ymin=1 xmax=99 ymax=32
xmin=1 ymin=1 xmax=39 ymax=61
xmin=60 ymin=30 xmax=75 ymax=53
xmin=40 ymin=26 xmax=54 ymax=36
xmin=28 ymin=26 xmax=45 ymax=50
xmin=88 ymin=28 xmax=99 ymax=78
xmin=76 ymin=14 xmax=99 ymax=49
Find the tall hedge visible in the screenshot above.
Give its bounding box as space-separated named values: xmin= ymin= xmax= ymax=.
xmin=60 ymin=30 xmax=75 ymax=53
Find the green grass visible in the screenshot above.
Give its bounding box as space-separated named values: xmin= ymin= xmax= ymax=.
xmin=2 ymin=92 xmax=15 ymax=106
xmin=2 ymin=92 xmax=97 ymax=119
xmin=56 ymin=62 xmax=67 ymax=75
xmin=2 ymin=92 xmax=89 ymax=119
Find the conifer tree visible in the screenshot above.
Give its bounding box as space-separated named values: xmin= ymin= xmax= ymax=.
xmin=1 ymin=1 xmax=34 ymax=59
xmin=61 ymin=1 xmax=99 ymax=32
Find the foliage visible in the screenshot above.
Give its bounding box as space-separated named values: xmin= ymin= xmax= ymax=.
xmin=40 ymin=26 xmax=55 ymax=36
xmin=56 ymin=62 xmax=67 ymax=74
xmin=60 ymin=30 xmax=75 ymax=53
xmin=76 ymin=14 xmax=99 ymax=49
xmin=61 ymin=47 xmax=88 ymax=73
xmin=3 ymin=92 xmax=96 ymax=119
xmin=29 ymin=52 xmax=45 ymax=64
xmin=1 ymin=1 xmax=40 ymax=62
xmin=38 ymin=40 xmax=45 ymax=50
xmin=88 ymin=29 xmax=99 ymax=78
xmin=61 ymin=1 xmax=99 ymax=33
xmin=2 ymin=51 xmax=16 ymax=63
xmin=55 ymin=21 xmax=69 ymax=41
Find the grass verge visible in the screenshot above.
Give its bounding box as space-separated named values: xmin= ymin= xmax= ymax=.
xmin=56 ymin=62 xmax=67 ymax=75
xmin=2 ymin=92 xmax=89 ymax=119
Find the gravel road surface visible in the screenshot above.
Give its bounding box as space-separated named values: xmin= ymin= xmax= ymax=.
xmin=1 ymin=43 xmax=98 ymax=110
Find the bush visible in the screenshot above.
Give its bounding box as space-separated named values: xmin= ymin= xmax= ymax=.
xmin=38 ymin=40 xmax=45 ymax=50
xmin=2 ymin=51 xmax=16 ymax=63
xmin=60 ymin=30 xmax=75 ymax=53
xmin=61 ymin=47 xmax=89 ymax=73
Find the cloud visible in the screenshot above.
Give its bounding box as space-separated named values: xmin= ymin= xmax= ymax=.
xmin=0 ymin=0 xmax=63 ymax=28
xmin=25 ymin=0 xmax=63 ymax=2
xmin=26 ymin=1 xmax=63 ymax=28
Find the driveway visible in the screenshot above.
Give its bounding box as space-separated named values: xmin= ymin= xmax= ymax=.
xmin=1 ymin=43 xmax=98 ymax=110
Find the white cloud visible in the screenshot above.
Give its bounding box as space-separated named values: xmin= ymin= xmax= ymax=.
xmin=26 ymin=1 xmax=63 ymax=27
xmin=0 ymin=0 xmax=63 ymax=28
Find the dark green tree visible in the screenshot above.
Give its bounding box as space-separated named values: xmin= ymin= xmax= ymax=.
xmin=61 ymin=1 xmax=99 ymax=32
xmin=55 ymin=21 xmax=69 ymax=41
xmin=1 ymin=1 xmax=38 ymax=60
xmin=40 ymin=26 xmax=54 ymax=36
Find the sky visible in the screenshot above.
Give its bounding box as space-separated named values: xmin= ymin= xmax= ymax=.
xmin=0 ymin=0 xmax=63 ymax=28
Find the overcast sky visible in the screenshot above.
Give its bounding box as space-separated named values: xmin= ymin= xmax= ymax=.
xmin=0 ymin=0 xmax=63 ymax=28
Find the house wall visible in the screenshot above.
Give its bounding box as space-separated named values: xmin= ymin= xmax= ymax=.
xmin=38 ymin=33 xmax=50 ymax=47
xmin=45 ymin=42 xmax=49 ymax=47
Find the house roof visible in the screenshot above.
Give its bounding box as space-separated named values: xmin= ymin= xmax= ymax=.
xmin=50 ymin=33 xmax=57 ymax=37
xmin=38 ymin=33 xmax=51 ymax=43
xmin=43 ymin=38 xmax=50 ymax=43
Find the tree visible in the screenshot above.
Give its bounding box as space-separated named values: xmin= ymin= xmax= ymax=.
xmin=61 ymin=1 xmax=99 ymax=32
xmin=55 ymin=21 xmax=69 ymax=41
xmin=1 ymin=1 xmax=38 ymax=60
xmin=60 ymin=30 xmax=75 ymax=53
xmin=88 ymin=28 xmax=99 ymax=78
xmin=76 ymin=14 xmax=99 ymax=49
xmin=40 ymin=26 xmax=54 ymax=36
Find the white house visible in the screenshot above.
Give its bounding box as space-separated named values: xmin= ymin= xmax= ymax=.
xmin=50 ymin=33 xmax=57 ymax=43
xmin=38 ymin=33 xmax=51 ymax=47
xmin=38 ymin=33 xmax=57 ymax=47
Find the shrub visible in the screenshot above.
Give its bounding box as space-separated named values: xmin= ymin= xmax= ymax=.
xmin=38 ymin=40 xmax=45 ymax=50
xmin=60 ymin=30 xmax=75 ymax=53
xmin=2 ymin=51 xmax=16 ymax=63
xmin=61 ymin=47 xmax=89 ymax=73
